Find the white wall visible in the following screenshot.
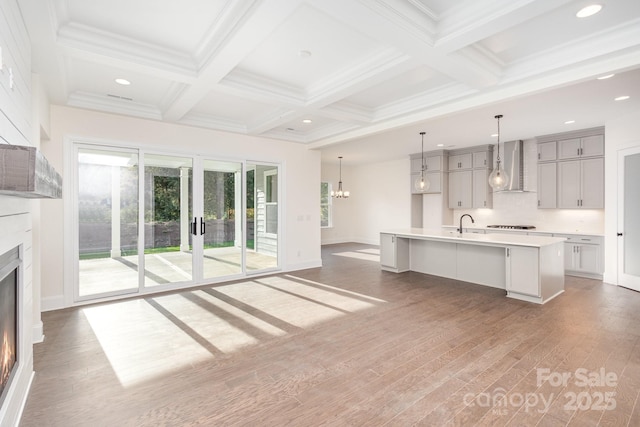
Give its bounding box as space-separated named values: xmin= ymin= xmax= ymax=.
xmin=40 ymin=105 xmax=321 ymax=310
xmin=603 ymin=109 xmax=640 ymax=285
xmin=321 ymin=158 xmax=411 ymax=245
xmin=0 ymin=0 xmax=36 ymax=424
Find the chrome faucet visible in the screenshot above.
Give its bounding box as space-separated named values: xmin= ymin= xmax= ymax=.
xmin=458 ymin=214 xmax=475 ymax=234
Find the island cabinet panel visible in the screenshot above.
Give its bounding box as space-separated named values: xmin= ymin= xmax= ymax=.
xmin=410 ymin=240 xmax=457 ymax=279
xmin=380 ymin=233 xmax=410 ymax=272
xmin=456 ymin=244 xmax=505 ymax=288
xmin=506 ymin=246 xmax=540 ymax=297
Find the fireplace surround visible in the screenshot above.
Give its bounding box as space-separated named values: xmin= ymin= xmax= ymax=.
xmin=0 ymin=213 xmax=33 ymax=427
xmin=0 ymin=247 xmax=19 ymax=409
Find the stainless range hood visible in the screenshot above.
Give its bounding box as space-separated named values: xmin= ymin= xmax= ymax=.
xmin=500 ymin=139 xmax=528 ymax=192
xmin=0 ymin=145 xmax=62 ymax=198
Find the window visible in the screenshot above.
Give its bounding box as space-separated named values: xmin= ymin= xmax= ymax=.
xmin=321 ymin=182 xmax=332 ymax=228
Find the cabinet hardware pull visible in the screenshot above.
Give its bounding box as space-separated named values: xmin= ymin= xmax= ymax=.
xmin=507 ymin=248 xmax=510 ymax=257
xmin=538 ymin=153 xmax=541 ymax=160
xmin=617 ymin=233 xmax=623 ymax=237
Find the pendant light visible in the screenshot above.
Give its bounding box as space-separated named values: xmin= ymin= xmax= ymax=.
xmin=414 ymin=131 xmax=430 ymax=192
xmin=331 ymin=156 xmax=350 ymax=198
xmin=488 ymin=114 xmax=509 ymax=191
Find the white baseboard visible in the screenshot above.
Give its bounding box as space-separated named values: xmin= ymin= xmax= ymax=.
xmin=41 ymin=295 xmax=65 ymax=312
xmin=32 ymin=321 xmax=44 ymax=344
xmin=321 ymin=238 xmax=351 ymax=245
xmin=285 ymin=259 xmax=322 ymax=271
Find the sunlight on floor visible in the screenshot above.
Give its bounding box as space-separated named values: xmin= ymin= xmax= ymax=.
xmin=83 ymin=275 xmax=387 ymax=388
xmin=83 ymin=299 xmax=212 ymax=388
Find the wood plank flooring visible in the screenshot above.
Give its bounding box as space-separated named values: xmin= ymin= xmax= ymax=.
xmin=20 ymin=243 xmax=640 ymax=426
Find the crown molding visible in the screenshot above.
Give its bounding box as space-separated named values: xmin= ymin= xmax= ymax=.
xmin=307 ymin=47 xmax=411 ymax=105
xmin=178 ymin=112 xmax=247 ymax=134
xmin=68 ymin=91 xmax=162 ymax=120
xmin=57 ymin=22 xmax=198 ymax=79
xmin=220 ymin=69 xmax=306 ymax=106
xmin=505 ymin=18 xmax=640 ymax=82
xmin=374 ymin=82 xmax=474 ymax=121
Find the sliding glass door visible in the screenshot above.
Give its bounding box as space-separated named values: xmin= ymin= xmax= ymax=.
xmin=246 ymin=162 xmax=279 ymax=272
xmin=75 ymin=144 xmax=280 ymax=301
xmin=142 ymin=154 xmax=194 ymax=287
xmin=77 ymin=147 xmax=140 ymax=298
xmin=200 ymin=159 xmax=243 ymax=280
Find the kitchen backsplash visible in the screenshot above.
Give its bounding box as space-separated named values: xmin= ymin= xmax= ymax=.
xmin=452 ymin=191 xmax=604 ymax=234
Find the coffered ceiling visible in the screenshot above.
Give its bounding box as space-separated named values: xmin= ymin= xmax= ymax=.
xmin=19 ymin=0 xmax=640 ymax=162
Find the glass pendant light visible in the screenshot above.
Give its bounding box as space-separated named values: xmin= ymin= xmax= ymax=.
xmin=488 ymin=114 xmax=509 ymax=191
xmin=413 ymin=131 xmax=430 ymax=192
xmin=331 ymin=156 xmax=350 ymax=198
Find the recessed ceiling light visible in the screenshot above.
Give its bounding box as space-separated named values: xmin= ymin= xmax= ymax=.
xmin=115 ymin=78 xmax=131 ymax=85
xmin=436 ymin=144 xmax=444 ymax=147
xmin=491 ymin=133 xmax=499 ymax=138
xmin=302 ymin=119 xmax=312 ymax=124
xmin=565 ymin=120 xmax=575 ymax=124
xmin=576 ymin=4 xmax=602 ymax=18
xmin=298 ymin=50 xmax=312 ymax=58
xmin=615 ymin=95 xmax=630 ymax=101
xmin=597 ymin=74 xmax=615 ymax=80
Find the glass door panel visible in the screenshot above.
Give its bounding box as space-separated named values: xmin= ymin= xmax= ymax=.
xmin=143 ymin=154 xmax=193 ymax=287
xmin=246 ymin=163 xmax=279 ymax=272
xmin=201 ymin=160 xmax=243 ymax=279
xmin=620 ymin=149 xmax=640 ymax=291
xmin=77 ymin=147 xmax=139 ymax=298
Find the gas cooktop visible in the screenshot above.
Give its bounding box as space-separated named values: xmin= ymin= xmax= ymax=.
xmin=486 ymin=225 xmax=536 ymax=230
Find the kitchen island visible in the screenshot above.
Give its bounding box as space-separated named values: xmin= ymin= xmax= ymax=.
xmin=380 ymin=229 xmax=565 ymax=304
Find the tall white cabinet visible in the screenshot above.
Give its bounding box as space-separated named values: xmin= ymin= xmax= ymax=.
xmin=536 ymin=127 xmax=604 ymax=209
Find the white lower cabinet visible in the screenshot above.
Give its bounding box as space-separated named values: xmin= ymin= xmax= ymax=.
xmin=380 ymin=233 xmax=410 ymax=272
xmin=556 ymin=234 xmax=603 ymax=278
xmin=506 ymin=246 xmax=540 ymax=297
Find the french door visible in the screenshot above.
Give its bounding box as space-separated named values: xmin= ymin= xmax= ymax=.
xmin=74 ymin=144 xmax=279 ymax=301
xmin=618 ymin=145 xmax=640 ymax=291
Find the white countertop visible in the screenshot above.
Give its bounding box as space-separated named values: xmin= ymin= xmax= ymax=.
xmin=382 ymin=228 xmax=566 ymax=248
xmin=441 ymin=225 xmax=604 ymax=237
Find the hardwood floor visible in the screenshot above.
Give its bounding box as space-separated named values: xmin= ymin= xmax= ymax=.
xmin=20 ymin=243 xmax=640 ymax=426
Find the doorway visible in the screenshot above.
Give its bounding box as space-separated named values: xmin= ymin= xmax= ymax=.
xmin=618 ymin=145 xmax=640 ymax=291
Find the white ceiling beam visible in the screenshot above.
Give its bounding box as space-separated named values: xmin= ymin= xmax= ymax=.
xmin=163 ymin=0 xmax=304 ymax=122
xmin=311 ymin=0 xmax=501 ymax=89
xmin=435 ymin=0 xmax=575 ymax=53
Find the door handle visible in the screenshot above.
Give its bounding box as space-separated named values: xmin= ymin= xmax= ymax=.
xmin=200 ymin=217 xmax=205 ymax=236
xmin=191 ymin=217 xmax=197 ymax=235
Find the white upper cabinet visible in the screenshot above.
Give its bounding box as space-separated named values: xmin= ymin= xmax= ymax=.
xmin=557 ymin=158 xmax=604 ymax=208
xmin=473 ymin=151 xmax=489 ymax=168
xmin=449 ymin=153 xmax=472 ymax=170
xmin=558 ymin=135 xmax=604 ymax=160
xmin=537 ymin=141 xmax=557 ymax=162
xmin=449 ymin=170 xmax=472 ymax=208
xmin=537 ymin=162 xmax=557 ymax=208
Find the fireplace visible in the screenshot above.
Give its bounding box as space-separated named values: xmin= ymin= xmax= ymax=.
xmin=0 ymin=247 xmax=19 ymax=409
